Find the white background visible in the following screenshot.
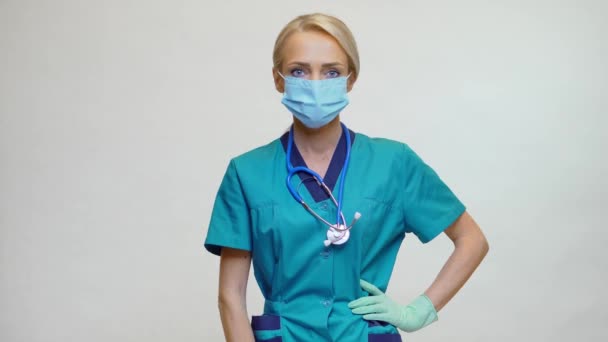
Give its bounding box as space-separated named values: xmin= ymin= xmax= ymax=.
xmin=1 ymin=0 xmax=607 ymax=341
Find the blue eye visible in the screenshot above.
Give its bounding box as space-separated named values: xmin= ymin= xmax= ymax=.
xmin=326 ymin=70 xmax=340 ymax=78
xmin=290 ymin=69 xmax=306 ymax=78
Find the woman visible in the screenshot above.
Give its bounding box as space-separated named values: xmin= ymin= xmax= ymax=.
xmin=204 ymin=13 xmax=489 ymax=342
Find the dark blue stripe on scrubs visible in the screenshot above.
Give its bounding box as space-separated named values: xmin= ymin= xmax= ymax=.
xmin=280 ymin=126 xmax=356 ymax=203
xmin=251 ymin=314 xmax=281 ymax=330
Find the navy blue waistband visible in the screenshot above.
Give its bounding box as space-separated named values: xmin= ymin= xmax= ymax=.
xmin=251 ymin=314 xmax=390 ymax=331
xmin=251 ymin=314 xmax=402 ymax=341
xmin=251 ymin=314 xmax=280 ymax=330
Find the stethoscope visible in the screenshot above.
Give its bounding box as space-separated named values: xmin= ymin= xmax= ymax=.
xmin=285 ymin=122 xmax=361 ymax=247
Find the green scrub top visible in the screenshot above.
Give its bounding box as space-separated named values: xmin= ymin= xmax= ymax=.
xmin=204 ymin=128 xmax=466 ymax=342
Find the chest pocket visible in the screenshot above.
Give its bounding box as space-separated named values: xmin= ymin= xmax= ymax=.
xmin=350 ymin=197 xmax=403 ymax=246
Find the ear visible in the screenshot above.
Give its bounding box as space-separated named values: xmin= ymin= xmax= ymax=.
xmin=346 ymin=74 xmax=357 ymax=92
xmin=272 ymin=67 xmax=284 ymax=93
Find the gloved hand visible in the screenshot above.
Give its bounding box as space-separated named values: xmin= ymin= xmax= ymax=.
xmin=348 ymin=279 xmax=438 ymax=333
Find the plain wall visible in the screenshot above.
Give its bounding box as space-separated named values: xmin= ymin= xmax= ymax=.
xmin=1 ymin=0 xmax=607 ymax=341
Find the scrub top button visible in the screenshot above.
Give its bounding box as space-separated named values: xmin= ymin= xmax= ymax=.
xmin=320 ymin=203 xmax=328 ymax=211
xmin=320 ymin=250 xmax=331 ymax=258
xmin=320 ymin=299 xmax=332 ymax=307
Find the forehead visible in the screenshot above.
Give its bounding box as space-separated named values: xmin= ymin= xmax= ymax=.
xmin=282 ymin=30 xmax=348 ymax=64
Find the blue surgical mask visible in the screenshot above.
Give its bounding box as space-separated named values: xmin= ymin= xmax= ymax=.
xmin=279 ymin=72 xmax=351 ymax=129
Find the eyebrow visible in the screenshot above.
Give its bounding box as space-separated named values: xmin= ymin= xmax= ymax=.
xmin=288 ymin=61 xmax=345 ymax=68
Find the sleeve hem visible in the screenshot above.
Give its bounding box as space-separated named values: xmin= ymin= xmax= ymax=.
xmin=418 ymin=203 xmax=466 ymax=244
xmin=204 ymin=240 xmax=252 ymax=256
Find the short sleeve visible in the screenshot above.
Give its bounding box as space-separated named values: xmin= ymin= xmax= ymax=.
xmin=400 ymin=143 xmax=466 ymax=243
xmin=204 ymin=159 xmax=252 ymax=256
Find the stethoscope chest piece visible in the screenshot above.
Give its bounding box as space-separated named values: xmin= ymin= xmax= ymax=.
xmin=324 ymin=224 xmax=350 ymax=247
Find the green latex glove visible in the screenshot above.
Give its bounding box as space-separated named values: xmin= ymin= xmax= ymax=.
xmin=348 ymin=279 xmax=439 ymax=333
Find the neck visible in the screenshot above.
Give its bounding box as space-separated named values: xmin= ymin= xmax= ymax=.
xmin=292 ymin=116 xmax=342 ymax=155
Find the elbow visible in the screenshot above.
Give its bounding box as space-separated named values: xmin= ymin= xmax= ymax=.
xmin=473 ymin=226 xmax=490 ymax=259
xmin=453 ymin=229 xmax=489 ymax=258
xmin=218 ymin=290 xmax=234 ymax=307
xmin=480 ymin=235 xmax=490 ymax=257
xmin=218 ymin=288 xmax=246 ymax=312
xmin=218 ymin=292 xmax=229 ymax=309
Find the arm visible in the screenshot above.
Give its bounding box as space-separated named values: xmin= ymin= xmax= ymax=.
xmin=423 ymin=210 xmax=490 ymax=311
xmin=218 ymin=247 xmax=255 ymax=342
xmin=349 ymin=210 xmax=489 ymax=332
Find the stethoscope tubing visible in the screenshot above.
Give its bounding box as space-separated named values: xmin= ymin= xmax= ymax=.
xmin=285 ymin=122 xmax=352 ymax=230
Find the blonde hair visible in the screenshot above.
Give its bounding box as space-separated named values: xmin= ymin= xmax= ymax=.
xmin=273 ymin=13 xmax=360 ymax=79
